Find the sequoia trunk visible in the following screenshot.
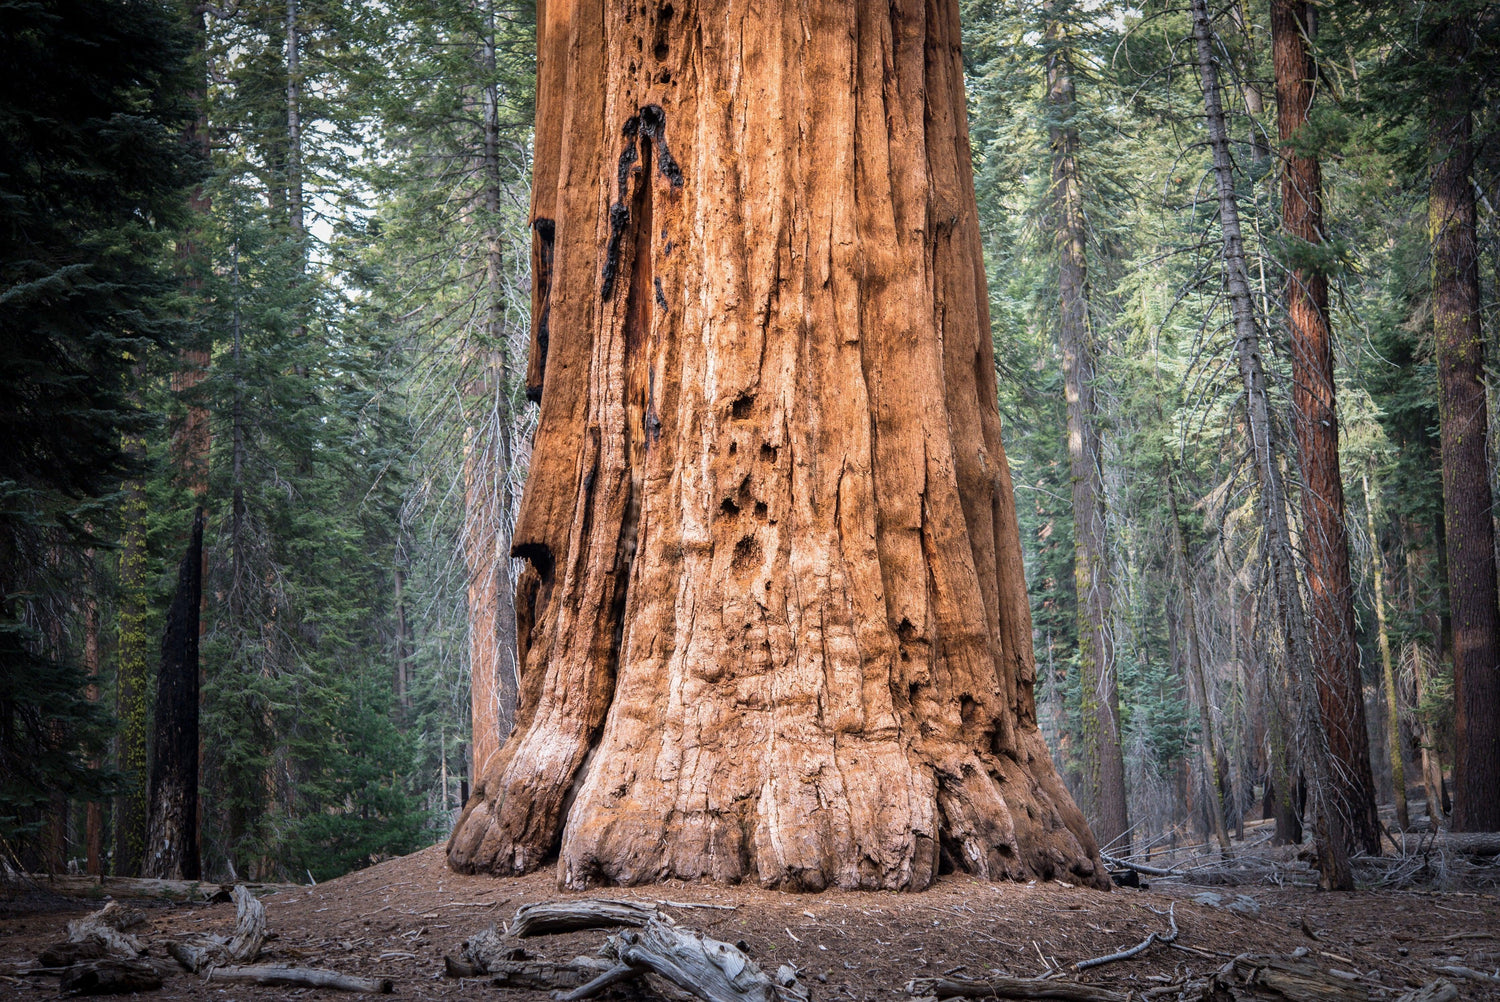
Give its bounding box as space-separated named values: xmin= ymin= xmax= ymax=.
xmin=1272 ymin=0 xmax=1380 ymax=855
xmin=448 ymin=0 xmax=1107 ymax=891
xmin=1429 ymin=13 xmax=1500 ymax=833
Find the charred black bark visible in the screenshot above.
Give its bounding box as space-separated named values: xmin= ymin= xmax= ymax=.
xmin=144 ymin=508 xmax=203 ymax=880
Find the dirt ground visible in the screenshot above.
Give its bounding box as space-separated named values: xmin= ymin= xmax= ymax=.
xmin=3 ymin=842 xmax=1498 ymax=1000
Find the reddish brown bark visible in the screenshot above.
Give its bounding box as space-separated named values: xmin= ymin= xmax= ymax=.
xmin=1429 ymin=14 xmax=1500 ymax=833
xmin=1272 ymin=0 xmax=1380 ymax=855
xmin=448 ymin=0 xmax=1106 ymax=891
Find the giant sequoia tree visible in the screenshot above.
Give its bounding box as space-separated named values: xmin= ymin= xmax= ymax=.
xmin=447 ymin=0 xmax=1108 ymax=891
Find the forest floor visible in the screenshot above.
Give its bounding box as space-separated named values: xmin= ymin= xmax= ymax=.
xmin=3 ymin=836 xmax=1499 ymax=1001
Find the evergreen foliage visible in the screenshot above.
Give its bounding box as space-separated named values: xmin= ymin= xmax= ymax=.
xmin=0 ymin=0 xmax=202 ymax=863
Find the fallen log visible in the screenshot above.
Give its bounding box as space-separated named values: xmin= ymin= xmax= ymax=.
xmin=443 ymin=924 xmax=514 ymax=975
xmin=604 ymin=918 xmax=779 ymax=1002
xmin=1394 ymin=833 xmax=1500 ymax=856
xmin=905 ymin=975 xmax=1129 ymax=1002
xmin=1396 ymin=981 xmax=1458 ymax=1002
xmin=58 ymin=959 xmax=165 ymax=995
xmin=165 ymin=883 xmax=267 ymax=972
xmin=557 ymin=962 xmax=642 ymax=1000
xmin=39 ymin=940 xmax=109 ymax=967
xmin=42 ymin=901 xmax=148 ymax=963
xmin=1220 ymin=955 xmax=1370 ymax=1001
xmin=489 ymin=956 xmax=614 ymax=989
xmin=225 ymin=884 xmax=266 ymax=961
xmin=507 ymin=898 xmax=660 ymax=937
xmin=6 ymin=873 xmax=295 ymax=902
xmin=1431 ymin=965 xmax=1500 ymax=984
xmin=207 ymin=964 xmax=393 ymax=993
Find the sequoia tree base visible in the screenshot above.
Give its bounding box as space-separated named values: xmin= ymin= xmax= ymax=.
xmin=448 ymin=0 xmax=1107 ymax=892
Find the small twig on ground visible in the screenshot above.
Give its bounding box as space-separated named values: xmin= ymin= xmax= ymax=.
xmin=1074 ymin=904 xmax=1177 ymax=972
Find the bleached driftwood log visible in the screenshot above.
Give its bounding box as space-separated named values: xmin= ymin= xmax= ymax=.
xmin=599 ymin=918 xmax=779 ymax=1002
xmin=38 ymin=901 xmax=148 ymax=964
xmin=225 ymin=885 xmax=266 ymax=960
xmin=507 ymin=898 xmax=659 ymax=937
xmin=207 ymin=964 xmax=393 ymax=993
xmin=166 ymin=883 xmax=266 ymax=972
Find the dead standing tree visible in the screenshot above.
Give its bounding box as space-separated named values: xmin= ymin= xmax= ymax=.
xmin=448 ymin=0 xmax=1109 ymax=890
xmin=1188 ymin=0 xmax=1352 ymax=890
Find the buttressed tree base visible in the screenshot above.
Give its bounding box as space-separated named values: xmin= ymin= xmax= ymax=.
xmin=446 ymin=0 xmax=1109 ymax=892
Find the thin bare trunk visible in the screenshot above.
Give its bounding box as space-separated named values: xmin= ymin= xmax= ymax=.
xmin=1401 ymin=517 xmax=1447 ymax=826
xmin=1273 ymin=0 xmax=1380 ymax=855
xmin=1228 ymin=0 xmax=1270 ymax=164
xmin=83 ymin=554 xmax=103 ymax=875
xmin=1190 ymin=0 xmax=1350 ymax=889
xmin=394 ymin=562 xmax=411 ymax=717
xmin=1363 ymin=472 xmax=1407 ymax=829
xmin=285 ymin=0 xmax=302 ymax=246
xmin=1168 ymin=477 xmax=1232 ymax=855
xmin=468 ymin=0 xmax=520 ymax=784
xmin=115 ymin=447 xmax=149 ymax=878
xmin=1047 ymin=17 xmax=1126 ymax=853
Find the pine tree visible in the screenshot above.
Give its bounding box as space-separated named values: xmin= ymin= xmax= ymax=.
xmin=0 ymin=0 xmax=202 ymax=866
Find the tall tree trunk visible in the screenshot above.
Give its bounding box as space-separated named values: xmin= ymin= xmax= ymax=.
xmin=115 ymin=444 xmax=150 ymax=877
xmin=1047 ymin=17 xmax=1127 ymax=853
xmin=394 ymin=561 xmax=411 ymax=717
xmin=1190 ymin=0 xmax=1351 ymax=889
xmin=173 ymin=3 xmax=211 ymax=501
xmin=1401 ymin=519 xmax=1447 ymax=825
xmin=1168 ymin=476 xmax=1232 ymax=854
xmin=449 ymin=0 xmax=1107 ymax=891
xmin=468 ymin=0 xmax=520 ymax=784
xmin=1363 ymin=472 xmax=1408 ymax=829
xmin=1227 ymin=0 xmax=1270 ymax=164
xmin=145 ymin=509 xmax=203 ymax=880
xmin=285 ymin=0 xmax=303 ymax=247
xmin=83 ymin=548 xmax=104 ymax=876
xmin=1272 ymin=0 xmax=1380 ymax=856
xmin=1429 ymin=12 xmax=1500 ymax=834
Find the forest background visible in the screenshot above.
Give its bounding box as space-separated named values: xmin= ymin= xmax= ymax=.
xmin=2 ymin=0 xmax=1497 ymax=884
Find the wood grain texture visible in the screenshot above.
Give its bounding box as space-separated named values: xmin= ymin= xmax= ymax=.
xmin=448 ymin=0 xmax=1106 ymax=891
